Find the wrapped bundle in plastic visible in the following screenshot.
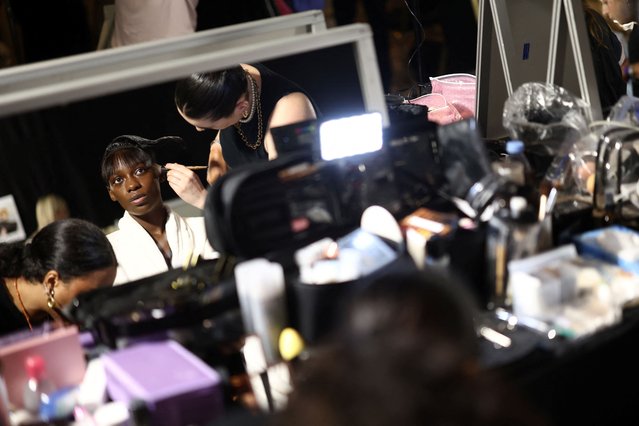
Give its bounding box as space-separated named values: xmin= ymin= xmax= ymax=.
xmin=502 ymin=82 xmax=590 ymax=156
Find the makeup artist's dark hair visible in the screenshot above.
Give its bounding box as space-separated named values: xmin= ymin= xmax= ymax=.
xmin=0 ymin=218 xmax=116 ymax=282
xmin=100 ymin=135 xmax=183 ymax=185
xmin=174 ymin=65 xmax=247 ymax=121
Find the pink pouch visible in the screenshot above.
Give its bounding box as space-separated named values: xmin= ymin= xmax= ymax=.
xmin=429 ymin=73 xmax=477 ymax=119
xmin=408 ymin=93 xmax=463 ymax=125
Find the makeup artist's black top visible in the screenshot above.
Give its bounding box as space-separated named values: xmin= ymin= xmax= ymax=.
xmin=219 ymin=63 xmax=318 ymax=169
xmin=0 ymin=279 xmax=29 ymax=336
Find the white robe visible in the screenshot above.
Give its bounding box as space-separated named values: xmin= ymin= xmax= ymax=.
xmin=107 ymin=208 xmax=217 ymax=285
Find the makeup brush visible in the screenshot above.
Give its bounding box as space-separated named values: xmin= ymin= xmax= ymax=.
xmin=158 ymin=165 xmax=207 ymax=180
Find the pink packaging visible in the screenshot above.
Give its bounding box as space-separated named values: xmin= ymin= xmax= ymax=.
xmin=101 ymin=340 xmax=224 ymax=426
xmin=429 ymin=73 xmax=477 ymax=119
xmin=0 ymin=325 xmax=86 ymax=409
xmin=409 ymin=93 xmax=463 ymax=125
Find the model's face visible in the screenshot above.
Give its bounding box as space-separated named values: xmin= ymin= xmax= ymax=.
xmin=53 ymin=266 xmax=117 ymax=307
xmin=107 ymin=161 xmax=163 ymax=216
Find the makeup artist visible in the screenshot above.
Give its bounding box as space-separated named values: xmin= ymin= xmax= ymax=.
xmin=166 ymin=63 xmax=318 ymax=209
xmin=0 ymin=219 xmax=117 ymax=336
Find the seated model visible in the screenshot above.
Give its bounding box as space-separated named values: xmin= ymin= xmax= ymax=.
xmin=101 ymin=135 xmax=217 ymax=285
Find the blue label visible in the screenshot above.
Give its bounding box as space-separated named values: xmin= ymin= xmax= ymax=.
xmin=522 ymin=43 xmax=530 ymax=60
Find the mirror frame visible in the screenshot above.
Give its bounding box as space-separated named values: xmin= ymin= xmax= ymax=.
xmin=0 ymin=12 xmax=388 ymax=125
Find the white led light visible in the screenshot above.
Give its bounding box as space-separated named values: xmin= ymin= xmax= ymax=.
xmin=319 ymin=112 xmax=383 ymax=161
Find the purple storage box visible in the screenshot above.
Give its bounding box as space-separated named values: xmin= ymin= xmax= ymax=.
xmin=102 ymin=340 xmax=224 ymax=426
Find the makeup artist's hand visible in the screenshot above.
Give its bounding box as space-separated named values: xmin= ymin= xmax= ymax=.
xmin=164 ymin=163 xmax=207 ymax=209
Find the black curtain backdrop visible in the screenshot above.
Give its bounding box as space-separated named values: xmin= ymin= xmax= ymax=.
xmin=264 ymin=44 xmax=365 ymax=121
xmin=0 ymin=46 xmax=364 ymax=237
xmin=0 ymin=82 xmax=212 ymax=234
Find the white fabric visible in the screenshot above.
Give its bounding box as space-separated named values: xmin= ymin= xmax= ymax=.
xmin=107 ymin=208 xmax=217 ymax=285
xmin=110 ymin=0 xmax=199 ymax=48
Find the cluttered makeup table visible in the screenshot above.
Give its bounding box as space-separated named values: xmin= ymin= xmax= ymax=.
xmin=3 ymin=223 xmax=639 ymax=426
xmin=5 ymin=91 xmax=639 ymax=425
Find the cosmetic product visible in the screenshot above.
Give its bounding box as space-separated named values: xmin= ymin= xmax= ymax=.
xmin=23 ymin=355 xmax=56 ymax=416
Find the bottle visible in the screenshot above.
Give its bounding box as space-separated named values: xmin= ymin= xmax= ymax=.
xmin=486 ymin=197 xmax=511 ymax=310
xmin=507 ymin=196 xmax=540 ymax=259
xmin=493 ymin=140 xmax=534 ymax=188
xmin=486 ymin=196 xmax=539 ymax=310
xmin=508 ymin=140 xmax=534 ymax=187
xmin=22 ymin=355 xmax=56 ymax=417
xmin=493 ymin=140 xmax=541 ymax=219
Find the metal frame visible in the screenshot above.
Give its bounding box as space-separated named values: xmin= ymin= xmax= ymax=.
xmin=0 ymin=10 xmax=326 ymax=90
xmin=0 ymin=20 xmax=387 ymax=125
xmin=476 ymin=0 xmax=601 ymax=139
xmin=0 ymin=11 xmax=393 ymax=119
xmin=0 ymin=23 xmax=387 ymax=125
xmin=549 ymin=0 xmax=600 ymax=119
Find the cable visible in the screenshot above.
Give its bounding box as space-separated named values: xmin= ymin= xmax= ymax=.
xmin=403 ymin=0 xmax=427 ymax=93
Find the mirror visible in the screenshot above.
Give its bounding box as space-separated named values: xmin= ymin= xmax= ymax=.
xmin=0 ymin=21 xmax=387 ymax=234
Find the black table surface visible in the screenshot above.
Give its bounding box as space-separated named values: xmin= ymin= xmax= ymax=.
xmin=479 ymin=307 xmax=639 ymax=426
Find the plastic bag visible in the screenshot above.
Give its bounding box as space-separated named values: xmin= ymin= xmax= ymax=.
xmin=552 ymin=96 xmax=639 ymax=199
xmin=606 ymin=95 xmax=639 ymax=125
xmin=502 ymin=82 xmax=590 ymax=157
xmin=544 ymin=131 xmax=598 ymax=198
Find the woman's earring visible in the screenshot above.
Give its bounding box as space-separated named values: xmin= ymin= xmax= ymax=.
xmin=242 ymin=109 xmax=249 ymax=119
xmin=47 ymin=288 xmax=57 ymax=309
